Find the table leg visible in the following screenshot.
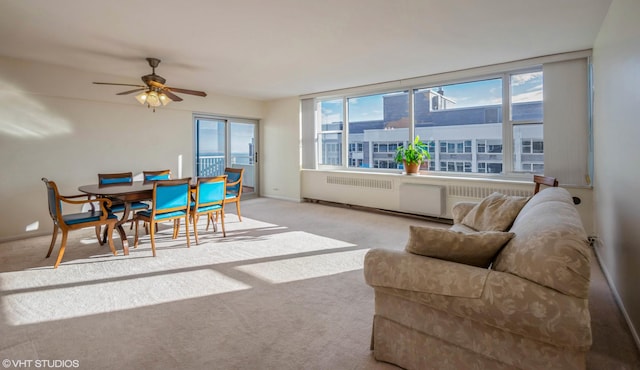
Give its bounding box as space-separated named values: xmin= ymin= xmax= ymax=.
xmin=115 ymin=202 xmax=132 ymax=255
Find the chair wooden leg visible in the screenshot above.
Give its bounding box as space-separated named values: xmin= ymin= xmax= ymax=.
xmin=134 ymin=218 xmax=140 ymax=248
xmin=235 ymin=201 xmax=242 ymax=221
xmin=46 ymin=225 xmax=58 ymax=258
xmin=173 ymin=219 xmax=180 ymax=239
xmin=53 ymin=231 xmax=69 ymax=269
xmin=205 ymin=214 xmax=211 ymax=231
xmin=184 ymin=215 xmax=190 ymax=248
xmin=220 ymin=210 xmax=226 ymax=237
xmin=149 ymin=221 xmax=157 ymax=257
xmin=95 ymin=226 xmax=104 ymax=246
xmin=106 ymin=223 xmax=117 ymax=256
xmin=192 ymin=213 xmax=199 ymax=245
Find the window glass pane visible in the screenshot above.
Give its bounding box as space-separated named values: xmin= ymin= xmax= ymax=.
xmin=414 ymin=78 xmax=503 ymax=174
xmin=318 ymin=133 xmax=342 ymax=165
xmin=513 ymin=123 xmax=543 ymax=173
xmin=318 ymin=99 xmax=343 ymax=166
xmin=196 ymin=119 xmax=226 ymax=176
xmin=511 ymin=71 xmax=543 ymax=122
xmin=319 ymin=99 xmax=343 ymax=130
xmin=347 ymin=91 xmax=409 ymax=169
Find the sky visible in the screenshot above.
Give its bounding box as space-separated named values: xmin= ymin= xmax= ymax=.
xmin=322 ymin=71 xmax=543 ymax=123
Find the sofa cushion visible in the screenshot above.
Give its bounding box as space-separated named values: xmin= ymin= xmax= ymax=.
xmin=462 ymin=192 xmax=530 ymax=231
xmin=493 ymin=187 xmax=591 ymax=298
xmin=405 ymin=226 xmax=515 ymax=267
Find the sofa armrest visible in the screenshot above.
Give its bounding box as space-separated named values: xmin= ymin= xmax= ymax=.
xmin=451 ymin=201 xmax=478 ymax=224
xmin=364 ymin=248 xmax=489 ymax=298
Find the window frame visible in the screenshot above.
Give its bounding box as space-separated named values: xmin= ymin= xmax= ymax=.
xmin=313 ymin=66 xmax=544 ymax=179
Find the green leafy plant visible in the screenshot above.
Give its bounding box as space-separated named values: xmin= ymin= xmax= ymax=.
xmin=394 ymin=135 xmax=431 ymax=165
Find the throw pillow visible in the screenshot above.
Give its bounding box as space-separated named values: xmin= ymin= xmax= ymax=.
xmin=461 ymin=192 xmax=530 ymax=231
xmin=405 ymin=225 xmax=515 ymax=267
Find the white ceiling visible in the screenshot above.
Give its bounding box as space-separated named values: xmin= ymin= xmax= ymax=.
xmin=0 ymin=0 xmax=612 ymax=101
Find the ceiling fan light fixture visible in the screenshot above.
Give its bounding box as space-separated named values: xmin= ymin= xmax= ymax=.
xmin=146 ymin=90 xmax=161 ymax=107
xmin=159 ymin=92 xmax=171 ymax=106
xmin=135 ymin=91 xmax=148 ymax=104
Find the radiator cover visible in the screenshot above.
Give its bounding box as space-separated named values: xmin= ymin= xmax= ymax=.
xmin=399 ymin=183 xmax=445 ymax=217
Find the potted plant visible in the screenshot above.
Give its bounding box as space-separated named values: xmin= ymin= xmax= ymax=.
xmin=395 ymin=135 xmax=431 ymax=175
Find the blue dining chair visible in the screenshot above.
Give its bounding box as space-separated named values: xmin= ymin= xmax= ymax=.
xmin=191 ymin=176 xmax=227 ymax=244
xmin=143 ymin=169 xmax=171 ymax=181
xmin=42 ymin=178 xmax=118 ymax=268
xmin=133 ymin=178 xmax=191 ymax=256
xmin=223 ymin=167 xmax=244 ymax=222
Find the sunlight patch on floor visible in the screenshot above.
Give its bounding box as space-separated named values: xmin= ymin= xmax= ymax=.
xmin=235 ymin=249 xmax=368 ymax=284
xmin=1 ymin=269 xmax=250 ymax=325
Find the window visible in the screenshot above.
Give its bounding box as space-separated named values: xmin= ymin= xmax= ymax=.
xmin=312 ymin=67 xmax=546 ymax=176
xmin=440 ymin=140 xmax=472 ymax=154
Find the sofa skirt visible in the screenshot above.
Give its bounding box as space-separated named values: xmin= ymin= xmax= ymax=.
xmin=371 ymin=291 xmax=586 ymax=370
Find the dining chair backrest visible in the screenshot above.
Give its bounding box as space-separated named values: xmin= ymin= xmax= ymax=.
xmin=224 ymin=167 xmax=243 ymax=195
xmin=195 ymin=176 xmax=227 ymax=209
xmin=152 ymin=179 xmax=191 ymax=216
xmin=98 ymin=172 xmax=133 ymax=185
xmin=144 ymin=169 xmax=171 ymax=181
xmin=42 ymin=178 xmax=61 ymax=223
xmin=533 ymin=175 xmax=559 ymax=194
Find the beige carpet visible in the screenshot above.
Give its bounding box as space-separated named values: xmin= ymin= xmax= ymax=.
xmin=0 ymin=198 xmax=638 ymax=369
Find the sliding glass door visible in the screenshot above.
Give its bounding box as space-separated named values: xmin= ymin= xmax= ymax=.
xmin=194 ymin=115 xmax=258 ymax=198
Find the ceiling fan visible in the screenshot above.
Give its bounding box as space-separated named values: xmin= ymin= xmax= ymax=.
xmin=93 ymin=57 xmax=207 ymax=110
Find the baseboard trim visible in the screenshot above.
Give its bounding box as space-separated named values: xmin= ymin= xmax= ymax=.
xmin=260 ymin=194 xmax=303 ymax=203
xmin=591 ymin=240 xmax=640 ymax=353
xmin=0 ymin=230 xmax=49 ymax=244
xmin=303 ymin=198 xmax=453 ymax=225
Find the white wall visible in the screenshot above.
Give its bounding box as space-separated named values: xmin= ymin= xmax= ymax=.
xmin=592 ymin=0 xmax=640 ymax=345
xmin=0 ymin=56 xmax=264 ymax=240
xmin=260 ymin=97 xmax=301 ymax=201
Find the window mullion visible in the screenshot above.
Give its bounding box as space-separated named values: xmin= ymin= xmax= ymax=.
xmin=342 ymin=97 xmax=348 ymax=168
xmin=502 ymin=74 xmax=514 ymax=174
xmin=409 ymin=89 xmax=415 ymax=141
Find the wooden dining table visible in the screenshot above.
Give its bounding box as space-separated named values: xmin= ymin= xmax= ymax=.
xmin=78 ymin=181 xmax=155 ymax=255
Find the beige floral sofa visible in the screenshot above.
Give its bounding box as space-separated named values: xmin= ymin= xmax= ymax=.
xmin=364 ymin=187 xmax=592 ymax=369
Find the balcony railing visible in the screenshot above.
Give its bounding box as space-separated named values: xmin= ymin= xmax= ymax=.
xmin=197 ymin=156 xmax=225 ymax=177
xmin=196 ymin=155 xmax=255 ymax=187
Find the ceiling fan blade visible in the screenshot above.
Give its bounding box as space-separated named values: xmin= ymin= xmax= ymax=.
xmin=93 ymin=82 xmax=145 ymax=88
xmin=117 ymin=88 xmax=146 ymax=95
xmin=165 ymin=87 xmax=207 ymax=97
xmin=161 ymin=89 xmax=183 ymax=102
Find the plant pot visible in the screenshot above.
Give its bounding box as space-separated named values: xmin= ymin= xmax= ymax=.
xmin=403 ymin=161 xmax=421 ymax=175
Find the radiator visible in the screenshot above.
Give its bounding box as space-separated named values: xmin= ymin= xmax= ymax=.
xmin=447 ymin=184 xmax=531 ymax=198
xmin=326 ymin=176 xmax=393 ymax=190
xmin=399 ymin=183 xmax=445 ymax=217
